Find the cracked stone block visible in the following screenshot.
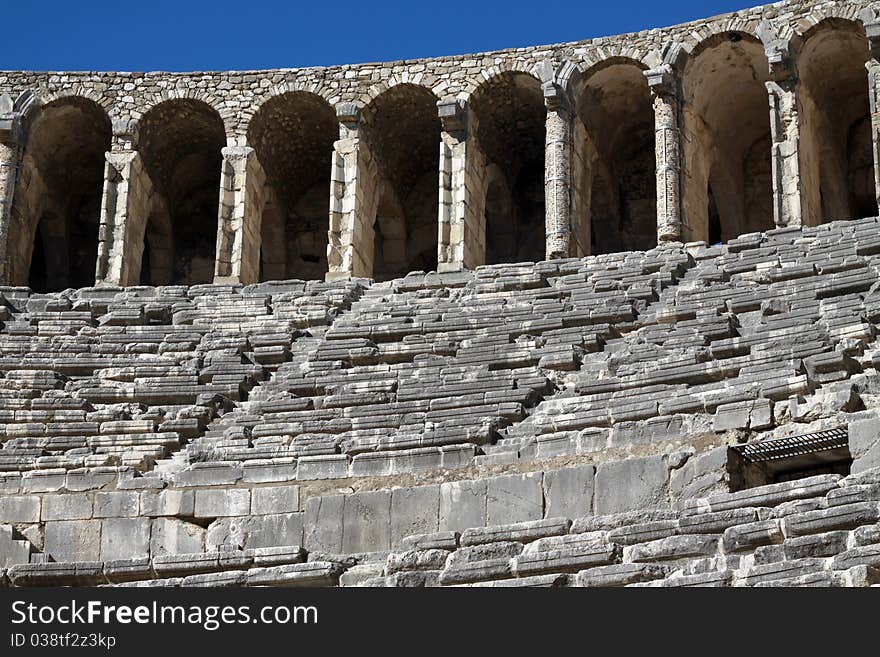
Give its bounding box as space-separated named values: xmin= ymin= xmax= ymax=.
xmin=439 ymin=479 xmax=487 ymax=533
xmin=150 ymin=518 xmax=206 ymax=556
xmin=44 ymin=520 xmax=102 ymax=562
xmin=390 ymin=485 xmax=439 ymax=549
xmin=594 ymin=455 xmax=669 ymax=515
xmin=342 ymin=491 xmax=391 ymax=553
xmin=542 ymin=465 xmax=595 ymax=519
xmin=486 ymin=472 xmax=543 ymax=526
xmin=100 ymin=518 xmax=150 ymax=561
xmin=304 ymin=495 xmax=344 ymax=554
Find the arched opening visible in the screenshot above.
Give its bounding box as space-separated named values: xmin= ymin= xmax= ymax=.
xmin=362 ymin=84 xmax=440 ymax=281
xmin=139 ymin=205 xmax=173 ymax=286
xmin=137 ymin=99 xmax=225 ymax=285
xmin=798 ymin=19 xmax=876 ymax=223
xmin=247 ymin=92 xmax=338 ymax=281
xmin=11 ymin=96 xmax=111 ymax=290
xmin=682 ymin=33 xmax=773 ymax=243
xmin=575 ymin=60 xmax=656 ymax=254
xmin=470 ymin=72 xmax=546 ymax=265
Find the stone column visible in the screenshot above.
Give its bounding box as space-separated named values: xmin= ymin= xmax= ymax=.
xmin=865 ymin=20 xmax=880 ymax=212
xmin=543 ymin=82 xmax=572 ymax=259
xmin=327 ymin=103 xmax=378 ymax=280
xmin=765 ymin=43 xmax=807 ymax=228
xmin=645 ymin=65 xmax=683 ymax=244
xmin=214 ymin=145 xmax=267 ymax=286
xmin=0 ymin=99 xmax=23 ymax=286
xmin=437 ymin=99 xmax=472 ymax=271
xmin=95 ymin=120 xmax=154 ymax=286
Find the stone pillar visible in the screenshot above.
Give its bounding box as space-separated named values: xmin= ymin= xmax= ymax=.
xmin=437 ymin=99 xmax=474 ymax=271
xmin=765 ymin=43 xmax=807 ymax=228
xmin=95 ymin=120 xmax=154 ymax=286
xmin=214 ymin=145 xmax=267 ymax=285
xmin=865 ymin=20 xmax=880 ymax=212
xmin=543 ymin=82 xmax=572 ymax=259
xmin=327 ymin=103 xmax=378 ymax=280
xmin=645 ymin=65 xmax=683 ymax=244
xmin=0 ymin=99 xmax=23 ymax=286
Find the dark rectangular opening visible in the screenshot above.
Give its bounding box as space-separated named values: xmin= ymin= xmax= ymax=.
xmin=727 ymin=427 xmax=851 ymax=492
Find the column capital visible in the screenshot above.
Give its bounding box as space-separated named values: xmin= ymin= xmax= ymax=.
xmin=542 ymin=81 xmax=569 ymax=112
xmin=220 ymin=145 xmax=256 ymax=164
xmin=765 ymin=40 xmax=797 ymax=83
xmin=863 ymin=15 xmax=880 ymax=57
xmin=438 ymin=98 xmax=468 ymax=135
xmin=111 ymin=118 xmax=139 ymax=150
xmin=0 ymin=97 xmax=25 ymax=145
xmin=336 ymin=102 xmax=362 ymax=130
xmin=644 ymin=64 xmax=678 ymax=97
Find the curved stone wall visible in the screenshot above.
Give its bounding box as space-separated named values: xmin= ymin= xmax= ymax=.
xmin=1 ymin=0 xmax=880 ymax=291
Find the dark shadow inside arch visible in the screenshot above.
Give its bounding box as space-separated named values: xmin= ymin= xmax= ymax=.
xmin=14 ymin=97 xmax=111 ymax=290
xmin=683 ymin=33 xmax=773 ymax=242
xmin=576 ymin=61 xmax=656 ymax=254
xmin=28 ymin=223 xmax=47 ymax=293
xmin=363 ymin=84 xmax=440 ymax=281
xmin=471 ymin=71 xmax=546 ymax=265
xmin=798 ymin=20 xmax=877 ymax=223
xmin=248 ymin=92 xmax=338 ymax=282
xmin=137 ymin=99 xmax=225 ymax=285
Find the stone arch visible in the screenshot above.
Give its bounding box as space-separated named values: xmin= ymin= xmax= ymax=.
xmin=138 ymin=89 xmax=234 ymax=138
xmin=246 ymin=90 xmax=338 ymax=281
xmin=136 ymin=98 xmax=225 ymax=285
xmin=573 ymin=56 xmax=656 ymax=254
xmin=681 ymin=31 xmax=773 ymax=243
xmin=365 ymin=73 xmax=444 ymax=107
xmin=10 ymin=95 xmax=111 ymax=291
xmin=469 ymin=70 xmax=546 ymax=265
xmin=777 ymin=4 xmax=865 ymax=43
xmin=361 ymin=82 xmax=441 ymax=281
xmin=795 ymin=18 xmax=875 ymax=224
xmin=459 ymin=61 xmax=549 ymax=100
xmin=680 ymin=20 xmax=768 ymax=57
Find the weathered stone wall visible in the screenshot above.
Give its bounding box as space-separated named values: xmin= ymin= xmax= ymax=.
xmin=6 ymin=1 xmax=880 ymax=589
xmin=2 ymin=1 xmax=880 ymax=289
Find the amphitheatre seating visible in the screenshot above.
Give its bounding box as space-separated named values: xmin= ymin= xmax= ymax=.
xmin=0 ymin=281 xmax=362 ymax=474
xmin=4 ymin=219 xmax=880 ymax=588
xmin=3 ymin=219 xmax=880 ymax=482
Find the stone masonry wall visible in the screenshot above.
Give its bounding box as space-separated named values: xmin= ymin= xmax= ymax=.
xmin=2 ymin=1 xmax=880 ymax=288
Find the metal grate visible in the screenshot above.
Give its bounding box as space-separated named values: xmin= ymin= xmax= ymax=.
xmin=731 ymin=427 xmax=849 ymax=464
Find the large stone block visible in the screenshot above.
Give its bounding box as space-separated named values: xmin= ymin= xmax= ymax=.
xmin=390 ymin=485 xmax=440 ymax=549
xmin=93 ymin=491 xmax=139 ymax=518
xmin=100 ymin=518 xmax=150 ymax=561
xmin=150 ymin=518 xmax=206 ymax=556
xmin=594 ymin=455 xmax=669 ymax=515
xmin=250 ymin=486 xmax=300 ymax=515
xmin=194 ymin=489 xmax=251 ymax=518
xmin=139 ymin=490 xmax=195 ymax=517
xmin=486 ymin=472 xmax=543 ymax=526
xmin=542 ymin=465 xmax=594 ymax=519
xmin=669 ymin=447 xmax=727 ymax=502
xmin=44 ymin=520 xmax=102 ymax=562
xmin=41 ymin=494 xmax=93 ymax=521
xmin=439 ymin=479 xmax=487 ymax=533
xmin=206 ymin=513 xmax=304 ymax=550
xmin=849 ymin=417 xmax=880 ymax=474
xmin=342 ymin=491 xmax=391 ymax=553
xmin=0 ymin=495 xmax=40 ymax=523
xmin=303 ymin=495 xmax=344 ymax=553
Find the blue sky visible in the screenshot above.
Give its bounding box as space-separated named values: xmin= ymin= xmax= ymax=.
xmin=3 ymin=1 xmax=758 ymax=71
